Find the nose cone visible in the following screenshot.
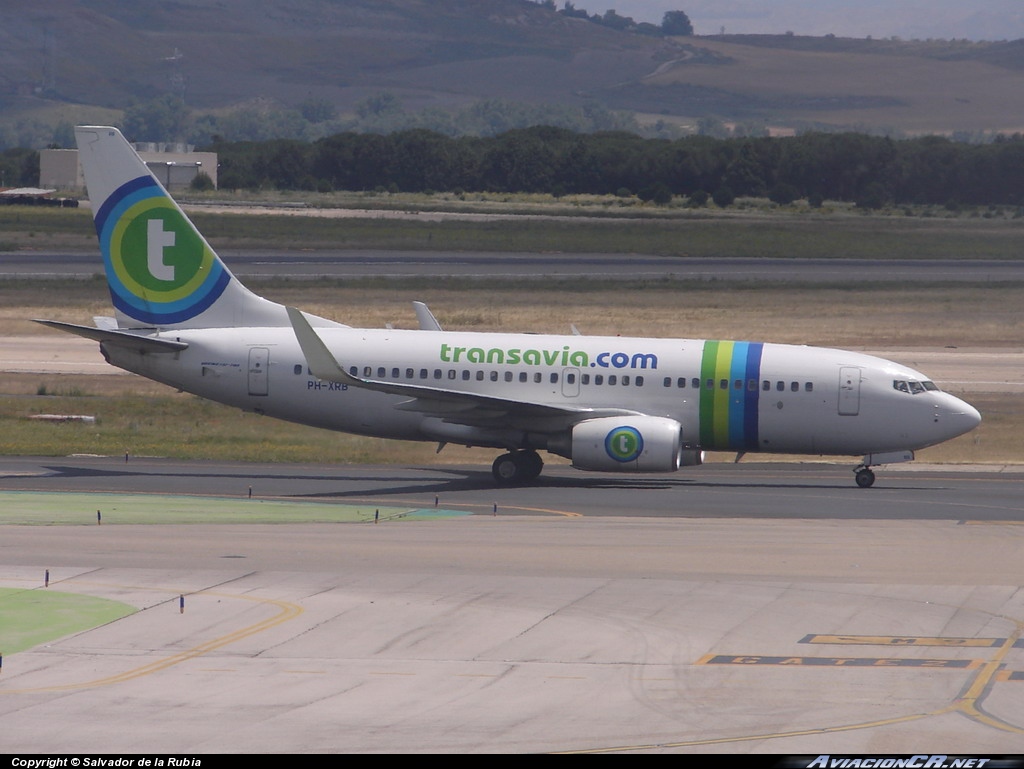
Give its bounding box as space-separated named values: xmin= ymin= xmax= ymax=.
xmin=935 ymin=393 xmax=982 ymax=442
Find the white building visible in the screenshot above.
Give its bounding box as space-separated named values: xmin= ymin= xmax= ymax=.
xmin=40 ymin=143 xmax=217 ymax=192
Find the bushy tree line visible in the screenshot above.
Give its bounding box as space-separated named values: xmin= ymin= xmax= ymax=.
xmin=212 ymin=126 xmax=1024 ymax=208
xmin=0 ymin=148 xmax=40 ymax=187
xmin=545 ymin=2 xmax=693 ymax=37
xmin=111 ymin=94 xmax=649 ymax=147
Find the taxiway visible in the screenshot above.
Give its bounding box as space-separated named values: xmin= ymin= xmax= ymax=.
xmin=1 ymin=457 xmax=1023 ymax=753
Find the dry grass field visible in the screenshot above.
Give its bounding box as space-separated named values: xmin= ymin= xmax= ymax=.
xmin=4 ymin=280 xmax=1020 ymax=348
xmin=645 ymin=38 xmax=1024 ymax=134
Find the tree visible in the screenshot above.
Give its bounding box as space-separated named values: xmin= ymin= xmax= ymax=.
xmin=638 ymin=183 xmax=672 ymax=205
xmin=768 ymin=183 xmax=800 ymax=205
xmin=597 ymin=10 xmax=634 ymax=31
xmin=189 ymin=172 xmax=215 ymax=191
xmin=356 ymin=92 xmax=403 ymax=121
xmin=661 ymin=11 xmax=694 ymax=36
xmin=300 ymin=98 xmax=337 ymax=124
xmin=712 ymin=185 xmax=736 ymax=207
xmin=123 ymin=95 xmax=189 ymax=142
xmin=687 ymin=189 xmax=709 ymax=208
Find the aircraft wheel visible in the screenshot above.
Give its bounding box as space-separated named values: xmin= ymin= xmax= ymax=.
xmin=855 ymin=468 xmax=876 ymax=488
xmin=492 ymin=453 xmax=522 ymax=485
xmin=519 ymin=450 xmax=544 ymax=481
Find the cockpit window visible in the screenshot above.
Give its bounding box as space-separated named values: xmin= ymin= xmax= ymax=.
xmin=894 ymin=379 xmax=940 ymax=395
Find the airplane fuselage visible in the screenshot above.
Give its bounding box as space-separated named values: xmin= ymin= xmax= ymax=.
xmin=103 ymin=327 xmax=979 ymax=460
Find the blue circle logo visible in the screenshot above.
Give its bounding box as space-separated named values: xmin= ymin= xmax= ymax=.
xmin=605 ymin=426 xmax=643 ymax=463
xmin=95 ymin=176 xmax=230 ymax=325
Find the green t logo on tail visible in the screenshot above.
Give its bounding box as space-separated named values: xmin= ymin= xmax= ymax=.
xmin=98 ymin=177 xmax=229 ymax=325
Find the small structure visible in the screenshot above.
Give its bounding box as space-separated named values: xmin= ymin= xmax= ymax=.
xmin=40 ymin=144 xmax=217 ymax=192
xmin=0 ymin=187 xmax=78 ymax=207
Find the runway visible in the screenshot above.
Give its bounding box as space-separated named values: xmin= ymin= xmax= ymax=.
xmin=2 ymin=456 xmax=1024 ymax=753
xmin=6 ymin=251 xmax=1024 ymax=282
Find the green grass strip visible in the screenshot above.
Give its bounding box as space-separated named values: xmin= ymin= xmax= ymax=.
xmin=0 ymin=491 xmax=439 ymax=524
xmin=0 ymin=587 xmax=135 ymax=655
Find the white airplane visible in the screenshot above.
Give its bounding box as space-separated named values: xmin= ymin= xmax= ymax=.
xmin=40 ymin=126 xmax=982 ymax=487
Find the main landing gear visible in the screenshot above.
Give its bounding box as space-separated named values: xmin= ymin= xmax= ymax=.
xmin=492 ymin=450 xmax=544 ymax=485
xmin=854 ymin=466 xmax=876 ymax=488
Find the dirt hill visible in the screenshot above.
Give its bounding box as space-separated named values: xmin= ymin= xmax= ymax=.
xmin=6 ymin=0 xmax=1024 ymax=136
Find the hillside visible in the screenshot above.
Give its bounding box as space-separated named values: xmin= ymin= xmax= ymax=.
xmin=3 ymin=0 xmax=674 ymax=112
xmin=5 ymin=0 xmax=1024 ymax=141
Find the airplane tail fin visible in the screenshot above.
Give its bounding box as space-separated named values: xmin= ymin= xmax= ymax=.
xmin=74 ymin=126 xmax=289 ymax=330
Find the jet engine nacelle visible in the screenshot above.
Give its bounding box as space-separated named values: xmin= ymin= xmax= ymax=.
xmin=570 ymin=416 xmax=684 ymax=473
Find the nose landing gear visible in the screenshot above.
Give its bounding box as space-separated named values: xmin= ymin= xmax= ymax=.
xmin=854 ymin=466 xmax=876 ymax=488
xmin=852 ymin=450 xmax=915 ymax=488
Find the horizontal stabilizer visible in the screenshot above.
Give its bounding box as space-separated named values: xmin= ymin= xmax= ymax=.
xmin=34 ymin=319 xmax=188 ymax=353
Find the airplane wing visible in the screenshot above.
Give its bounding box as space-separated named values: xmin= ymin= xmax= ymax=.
xmin=286 ymin=307 xmax=640 ymax=430
xmin=34 ymin=319 xmax=189 ymax=354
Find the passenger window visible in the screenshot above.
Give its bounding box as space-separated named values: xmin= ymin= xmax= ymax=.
xmin=364 ymin=367 xmax=372 ymax=377
xmin=293 ymin=364 xmax=302 ymax=375
xmin=748 ymin=379 xmax=757 ymax=391
xmin=406 ymin=368 xmax=414 ymax=378
xmin=448 ymin=369 xmax=456 ymax=380
xmin=490 ymin=371 xmax=498 ymax=381
xmin=608 ymin=375 xmax=617 ymax=385
xmin=581 ymin=374 xmax=590 ymax=385
xmin=391 ymin=368 xmax=399 ymax=378
xmin=566 ymin=373 xmax=575 ymax=384
xmin=462 ymin=370 xmax=470 ymax=381
xmin=677 ymin=377 xmax=686 ymax=388
xmin=476 ymin=371 xmax=484 ymax=381
xmin=551 ymin=373 xmax=559 ymax=384
xmin=762 ymin=380 xmax=771 ymax=391
xmin=504 ymin=372 xmax=513 ymax=382
xmin=350 ymin=366 xmax=358 ymax=376
xmin=691 ymin=378 xmax=700 ymax=389
xmin=377 ymin=367 xmax=386 ymax=377
xmin=776 ymin=381 xmax=785 ymax=392
xmin=636 ymin=376 xmax=644 ymax=386
xmin=622 ymin=375 xmax=630 ymax=386
xmin=419 ymin=369 xmax=428 ymax=379
xmin=663 ymin=377 xmax=672 ymax=388
xmin=533 ymin=372 xmax=542 ymax=383
xmin=720 ymin=379 xmax=728 ymax=390
xmin=805 ymin=382 xmax=813 ymax=392
xmin=595 ymin=374 xmax=604 ymax=385
xmin=433 ymin=369 xmax=442 ymax=379
xmin=790 ymin=381 xmax=799 ymax=392
xmin=519 ymin=372 xmax=528 ymax=383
